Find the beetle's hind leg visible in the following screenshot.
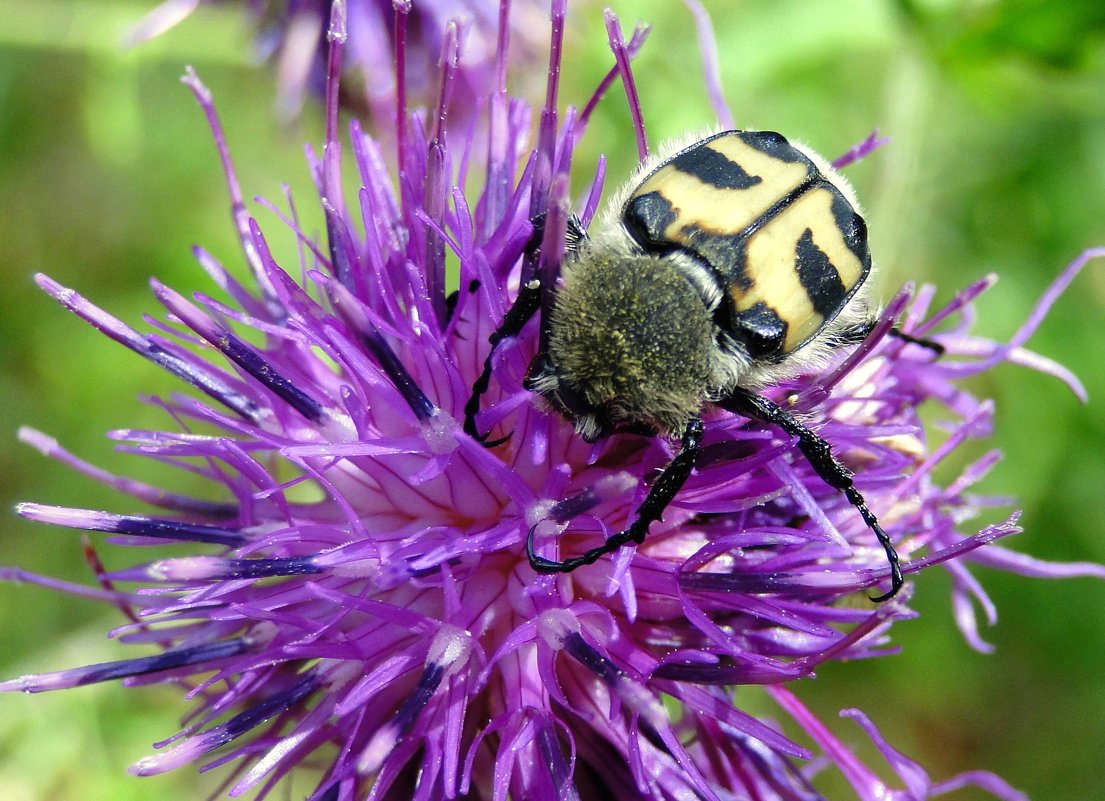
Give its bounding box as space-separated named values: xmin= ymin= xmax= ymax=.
xmin=528 ymin=418 xmax=705 ymax=573
xmin=718 ymin=387 xmax=904 ymax=601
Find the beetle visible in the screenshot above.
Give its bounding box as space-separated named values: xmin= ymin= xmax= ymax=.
xmin=466 ymin=130 xmax=938 ymax=601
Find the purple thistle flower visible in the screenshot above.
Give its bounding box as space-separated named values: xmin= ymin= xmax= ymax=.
xmin=7 ymin=2 xmax=1105 ymax=799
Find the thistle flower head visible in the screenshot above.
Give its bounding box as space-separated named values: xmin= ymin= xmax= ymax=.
xmin=7 ymin=2 xmax=1105 ymax=799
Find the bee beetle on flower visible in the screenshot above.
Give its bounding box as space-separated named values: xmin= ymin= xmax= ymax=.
xmin=5 ymin=0 xmax=1102 ymax=797
xmin=467 ymin=129 xmax=940 ymax=599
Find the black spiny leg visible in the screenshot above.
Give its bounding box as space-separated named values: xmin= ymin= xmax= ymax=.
xmin=889 ymin=327 xmax=944 ymax=354
xmin=718 ymin=388 xmax=903 ymax=601
xmin=463 ymin=277 xmax=543 ymax=445
xmin=528 ymin=418 xmax=705 ymax=573
xmin=839 ymin=318 xmax=945 ymax=356
xmin=463 ymin=213 xmax=590 ymax=446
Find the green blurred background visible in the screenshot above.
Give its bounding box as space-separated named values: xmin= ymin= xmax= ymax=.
xmin=2 ymin=0 xmax=1104 ymax=798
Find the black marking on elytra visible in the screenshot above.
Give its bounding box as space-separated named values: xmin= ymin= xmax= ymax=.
xmin=623 ymin=131 xmax=839 ymax=286
xmin=795 ymin=228 xmax=847 ymax=317
xmin=665 ymin=174 xmax=822 ymax=276
xmin=624 ymin=191 xmax=681 ymax=252
xmin=737 ymin=130 xmax=812 ymax=168
xmin=668 ymin=145 xmax=763 ymax=190
xmin=678 ymin=225 xmax=753 ymax=291
xmin=828 ymin=183 xmax=871 ymax=269
xmin=730 ymin=301 xmax=787 ymax=360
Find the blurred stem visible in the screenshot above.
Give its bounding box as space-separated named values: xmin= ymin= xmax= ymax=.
xmin=871 ymin=39 xmax=934 ymax=281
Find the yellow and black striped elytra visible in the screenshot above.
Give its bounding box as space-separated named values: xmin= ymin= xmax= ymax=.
xmin=464 ymin=129 xmax=913 ymax=602
xmin=623 ymin=130 xmax=870 ymax=360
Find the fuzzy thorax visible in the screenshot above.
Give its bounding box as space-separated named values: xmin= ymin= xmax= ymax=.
xmin=536 ymin=251 xmax=725 ymax=440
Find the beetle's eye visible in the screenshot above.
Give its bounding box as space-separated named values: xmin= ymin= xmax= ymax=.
xmin=552 ymin=379 xmax=591 ymax=421
xmin=525 ymin=354 xmax=592 ymax=420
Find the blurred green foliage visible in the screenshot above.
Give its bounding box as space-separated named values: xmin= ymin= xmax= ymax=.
xmin=1 ymin=0 xmax=1104 ymax=798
